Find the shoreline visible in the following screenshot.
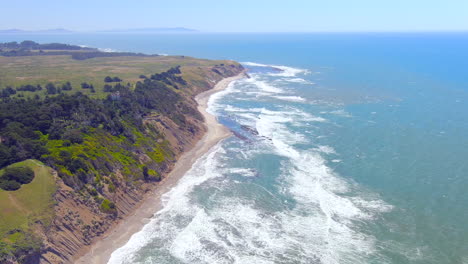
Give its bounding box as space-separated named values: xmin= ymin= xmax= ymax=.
xmin=75 ymin=72 xmax=245 ymax=264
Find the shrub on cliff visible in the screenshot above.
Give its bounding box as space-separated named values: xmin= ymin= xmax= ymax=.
xmin=100 ymin=199 xmax=116 ymax=214
xmin=143 ymin=166 xmax=161 ymax=182
xmin=0 ymin=167 xmax=35 ymax=191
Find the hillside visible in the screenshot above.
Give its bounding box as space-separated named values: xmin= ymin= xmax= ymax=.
xmin=0 ymin=41 xmax=244 ymax=263
xmin=0 ymin=160 xmax=56 ymax=263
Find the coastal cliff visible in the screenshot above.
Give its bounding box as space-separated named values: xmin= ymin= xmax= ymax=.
xmin=43 ymin=64 xmax=244 ymax=264
xmin=0 ymin=42 xmax=244 ymax=264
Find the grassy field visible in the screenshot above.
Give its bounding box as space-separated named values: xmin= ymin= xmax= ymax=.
xmin=0 ymin=54 xmax=232 ymax=98
xmin=0 ymin=160 xmax=56 ymax=246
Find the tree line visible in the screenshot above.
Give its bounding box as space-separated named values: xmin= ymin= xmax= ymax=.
xmin=0 ymin=66 xmax=194 ymax=189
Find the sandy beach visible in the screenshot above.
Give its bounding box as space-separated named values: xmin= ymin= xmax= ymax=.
xmin=74 ymin=72 xmax=245 ymax=264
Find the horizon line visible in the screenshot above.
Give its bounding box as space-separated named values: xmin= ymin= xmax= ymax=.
xmin=1 ymin=28 xmax=468 ymax=34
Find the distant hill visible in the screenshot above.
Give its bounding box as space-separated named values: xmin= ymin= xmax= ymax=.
xmin=98 ymin=27 xmax=198 ymax=33
xmin=0 ymin=40 xmax=156 ymax=60
xmin=0 ymin=29 xmax=24 ymax=34
xmin=0 ymin=27 xmax=197 ymax=34
xmin=0 ymin=28 xmax=74 ymax=34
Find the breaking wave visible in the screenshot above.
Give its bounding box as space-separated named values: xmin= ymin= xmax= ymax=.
xmin=109 ymin=62 xmax=395 ymax=264
xmin=242 ymin=61 xmax=310 ymax=77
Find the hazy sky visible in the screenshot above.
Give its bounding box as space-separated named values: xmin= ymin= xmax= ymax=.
xmin=2 ymin=0 xmax=468 ymax=32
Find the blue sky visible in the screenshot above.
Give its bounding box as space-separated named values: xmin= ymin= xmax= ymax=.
xmin=2 ymin=0 xmax=468 ymax=32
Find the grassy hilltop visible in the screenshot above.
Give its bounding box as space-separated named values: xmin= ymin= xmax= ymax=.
xmin=0 ymin=52 xmax=229 ymax=99
xmin=0 ymin=41 xmax=244 ymax=263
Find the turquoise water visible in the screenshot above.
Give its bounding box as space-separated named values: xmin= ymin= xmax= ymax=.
xmin=2 ymin=33 xmax=468 ymax=263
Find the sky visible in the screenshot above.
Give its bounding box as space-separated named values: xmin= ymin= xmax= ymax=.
xmin=1 ymin=0 xmax=468 ymax=32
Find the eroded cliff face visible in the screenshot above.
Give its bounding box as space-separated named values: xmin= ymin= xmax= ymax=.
xmin=37 ymin=63 xmax=244 ymax=264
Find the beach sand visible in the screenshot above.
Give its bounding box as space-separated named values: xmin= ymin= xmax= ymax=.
xmin=75 ymin=72 xmax=245 ymax=264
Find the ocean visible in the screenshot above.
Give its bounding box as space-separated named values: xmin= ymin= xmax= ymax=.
xmin=2 ymin=33 xmax=468 ymax=264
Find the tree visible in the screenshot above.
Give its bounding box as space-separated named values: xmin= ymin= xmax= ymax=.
xmin=0 ymin=145 xmax=12 ymax=168
xmin=0 ymin=167 xmax=35 ymax=191
xmin=103 ymin=84 xmax=113 ymax=92
xmin=104 ymin=76 xmax=113 ymax=83
xmin=0 ymin=180 xmax=20 ymax=191
xmin=69 ymin=158 xmax=87 ymax=173
xmin=61 ymin=82 xmax=72 ymax=91
xmin=1 ymin=167 xmax=35 ymax=184
xmin=45 ymin=83 xmax=57 ymax=94
xmin=59 ymin=150 xmax=72 ymax=162
xmin=63 ymin=129 xmax=83 ymax=144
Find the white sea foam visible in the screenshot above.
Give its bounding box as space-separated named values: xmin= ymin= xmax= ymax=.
xmin=221 ymin=73 xmax=313 ymax=106
xmin=281 ymin=77 xmax=314 ymax=84
xmin=225 ymin=168 xmax=257 ymax=177
xmin=271 ymin=95 xmax=307 ymax=102
xmin=241 ymin=62 xmax=270 ymax=67
xmin=259 ymin=107 xmax=327 ymax=123
xmin=244 ymin=77 xmax=284 ymax=94
xmin=110 ymin=62 xmax=395 ymax=264
xmin=253 ymin=111 xmax=392 ymax=263
xmin=329 ymin=109 xmax=352 ymax=118
xmin=268 ymin=65 xmax=310 ymax=77
xmin=98 ymin=47 xmax=118 ymax=53
xmin=206 ymin=80 xmax=240 ymax=115
xmin=315 ymin=145 xmax=337 ymax=154
xmin=108 ymin=143 xmax=227 ymax=264
xmin=242 ymin=61 xmax=310 ymax=77
xmin=225 ymin=106 xmax=326 ymax=131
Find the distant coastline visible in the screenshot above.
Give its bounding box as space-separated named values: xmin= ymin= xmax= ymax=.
xmin=0 ymin=27 xmax=197 ymax=34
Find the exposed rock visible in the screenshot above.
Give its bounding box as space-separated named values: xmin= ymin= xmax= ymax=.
xmin=35 ymin=63 xmax=245 ymax=264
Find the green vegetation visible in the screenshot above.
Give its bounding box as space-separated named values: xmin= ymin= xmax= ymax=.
xmin=0 ymin=55 xmax=235 ymax=196
xmin=0 ymin=42 xmax=243 ymax=189
xmin=0 ymin=166 xmax=35 ymax=191
xmin=143 ymin=166 xmax=161 ymax=182
xmin=100 ymin=199 xmax=116 ymax=214
xmin=0 ymin=42 xmax=244 ymax=262
xmin=0 ymin=40 xmax=152 ymax=61
xmin=0 ymin=160 xmax=56 ymax=261
xmin=0 ymin=40 xmax=93 ymax=51
xmin=0 ymin=65 xmax=196 ymax=173
xmin=0 ymin=42 xmax=233 ymax=99
xmin=104 ymin=76 xmax=122 ymax=83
